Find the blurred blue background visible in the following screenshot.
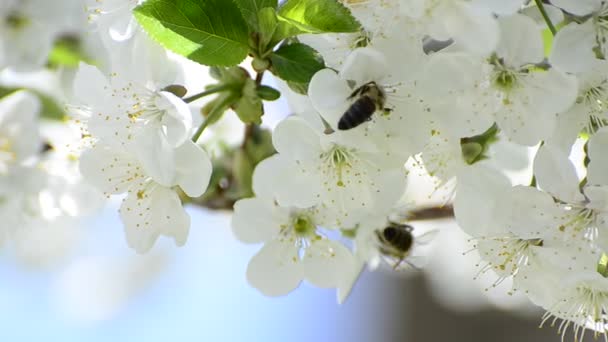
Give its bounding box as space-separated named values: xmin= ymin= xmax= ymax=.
xmin=0 ymin=204 xmax=411 ymax=342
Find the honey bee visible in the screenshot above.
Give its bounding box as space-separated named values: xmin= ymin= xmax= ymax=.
xmin=375 ymin=223 xmax=437 ymax=270
xmin=338 ymin=81 xmax=389 ymax=130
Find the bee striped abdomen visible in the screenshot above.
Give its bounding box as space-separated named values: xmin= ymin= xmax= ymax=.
xmin=338 ymin=95 xmax=376 ymax=130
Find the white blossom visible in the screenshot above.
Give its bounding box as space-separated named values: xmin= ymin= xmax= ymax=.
xmin=232 ymin=196 xmax=355 ymax=298
xmin=79 ymin=142 xmax=211 ymax=253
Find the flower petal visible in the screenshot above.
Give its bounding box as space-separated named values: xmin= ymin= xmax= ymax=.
xmin=549 ymin=0 xmax=600 ymax=16
xmin=72 ymin=63 xmax=111 ymax=109
xmin=174 ymin=140 xmax=212 ymax=197
xmin=79 ymin=144 xmax=142 ymax=195
xmin=498 ymin=185 xmax=562 ymax=240
xmin=158 ymin=91 xmax=193 ymax=147
xmin=119 ymin=183 xmax=190 ymax=253
xmin=252 ymin=154 xmax=322 ymax=208
xmin=302 ymin=240 xmax=355 ymax=289
xmin=588 ymin=128 xmax=608 ymax=185
xmin=454 ymin=165 xmax=511 ymax=237
xmin=246 ymin=239 xmax=303 ymax=296
xmin=130 ymin=126 xmax=176 ymax=187
xmin=308 ymin=69 xmax=352 ymax=130
xmin=231 ymin=198 xmax=289 ymax=243
xmin=549 ymin=21 xmax=597 ymax=73
xmin=339 ymin=47 xmax=389 ymax=86
xmin=272 ymin=116 xmax=322 ymax=162
xmin=497 ymin=14 xmax=544 ymax=66
xmin=534 ymin=145 xmax=584 ymax=203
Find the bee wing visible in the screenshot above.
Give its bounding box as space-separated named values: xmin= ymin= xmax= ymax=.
xmin=415 ymin=229 xmax=440 ymax=246
xmin=403 ymin=255 xmax=429 ymax=269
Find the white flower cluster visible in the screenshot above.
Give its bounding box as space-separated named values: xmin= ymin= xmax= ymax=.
xmin=0 ymin=89 xmax=96 ymax=263
xmin=230 ymin=0 xmax=608 ymax=338
xmin=68 ymin=8 xmax=213 ymax=253
xmin=5 ymin=0 xmax=608 ymax=338
xmin=0 ymin=0 xmax=214 ymax=254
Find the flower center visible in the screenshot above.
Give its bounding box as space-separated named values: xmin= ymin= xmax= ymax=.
xmin=292 ymin=215 xmax=316 ymax=238
xmin=350 ymin=30 xmax=371 ymax=49
xmin=558 ymin=206 xmax=600 ymax=241
xmin=476 ymin=235 xmax=542 ymax=284
xmin=578 ymin=84 xmax=608 ymax=133
xmin=542 ymin=285 xmax=608 ymax=341
xmin=320 ymin=144 xmax=356 ymax=187
xmin=488 ymin=55 xmax=522 ymax=92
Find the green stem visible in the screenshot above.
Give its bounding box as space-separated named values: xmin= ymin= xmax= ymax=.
xmin=191 ymin=96 xmax=234 ymax=142
xmin=255 ymin=71 xmax=265 ymax=85
xmin=534 ymin=0 xmax=557 ymax=35
xmin=183 ymin=84 xmax=232 ymax=103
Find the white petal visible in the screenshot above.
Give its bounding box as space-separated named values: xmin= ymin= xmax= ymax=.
xmin=474 ymin=0 xmax=527 ymax=15
xmin=246 ymin=239 xmax=303 ymax=296
xmin=497 ymin=14 xmax=544 ymax=66
xmin=498 ymin=186 xmax=561 ymax=239
xmin=302 ymin=240 xmax=354 ymax=289
xmin=584 ymin=185 xmax=608 ymax=212
xmin=588 ymin=128 xmax=608 ymax=185
xmin=174 ymin=140 xmax=212 ymax=197
xmin=339 ymin=47 xmax=389 ymax=86
xmin=337 ymin=259 xmax=364 ymax=304
xmin=298 ymin=33 xmax=358 ymax=69
xmin=231 ymin=198 xmax=289 ymax=243
xmin=534 ymin=145 xmax=584 ymax=203
xmin=308 ymin=69 xmax=352 ymax=130
xmin=521 ymin=4 xmax=564 ymax=27
xmin=130 ymin=126 xmax=176 ymax=187
xmin=119 ymin=184 xmax=190 ymax=253
xmin=158 ymin=91 xmax=193 ymax=147
xmin=494 ymin=95 xmax=552 ymax=146
xmin=443 ymin=3 xmax=499 ymax=55
xmin=79 ymin=144 xmax=142 ymax=195
xmin=545 ymin=105 xmax=589 ymax=153
xmin=549 ymin=0 xmax=600 ymax=16
xmin=550 ymin=21 xmax=597 ymax=74
xmin=454 ymin=165 xmax=511 ymax=237
xmin=86 ymin=107 xmax=135 ymax=148
xmin=272 ymin=116 xmax=322 ymax=161
xmin=0 ymin=90 xmax=40 ymax=160
xmin=72 ymin=63 xmax=110 ymax=109
xmin=252 ymin=154 xmax=321 ymax=208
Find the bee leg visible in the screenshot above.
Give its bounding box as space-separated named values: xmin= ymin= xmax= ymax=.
xmin=404 ymin=259 xmax=421 ymax=271
xmin=393 ymin=258 xmax=404 ymax=270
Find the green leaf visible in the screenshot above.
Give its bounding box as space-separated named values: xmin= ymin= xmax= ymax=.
xmin=286 ymin=81 xmax=308 ymax=95
xmin=277 ymin=0 xmax=360 ymax=35
xmin=0 ymin=87 xmax=65 ymax=121
xmin=270 ymin=42 xmax=325 ymax=84
xmin=134 ymin=0 xmax=250 ymax=67
xmin=233 ymin=0 xmax=278 ymax=30
xmin=47 ymin=36 xmax=94 ymax=68
xmin=257 ymin=7 xmax=278 ymax=50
